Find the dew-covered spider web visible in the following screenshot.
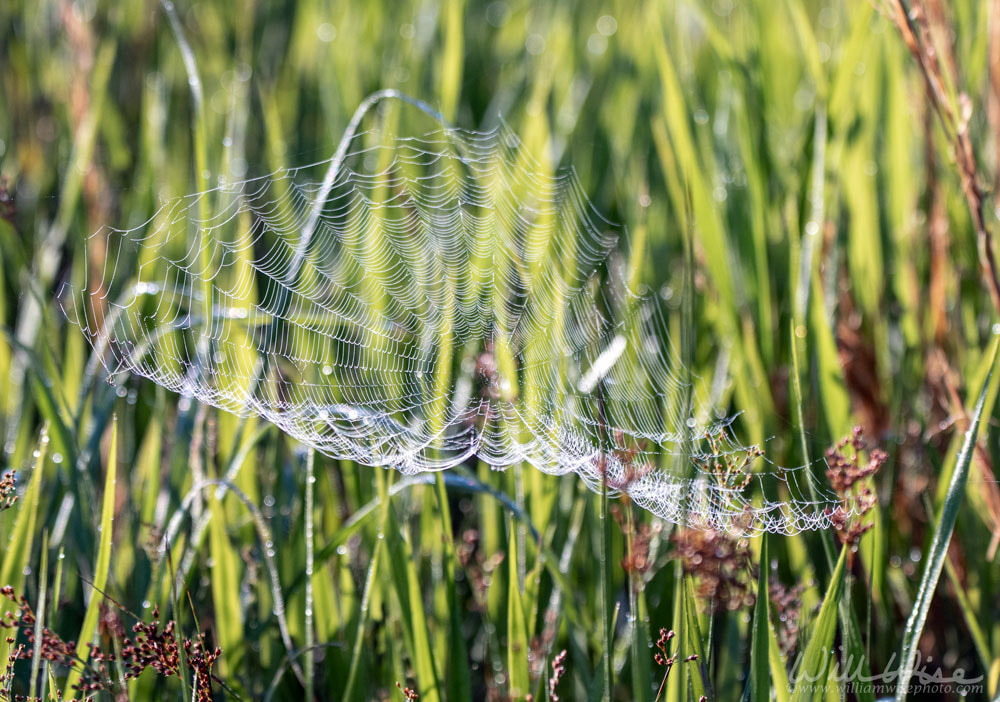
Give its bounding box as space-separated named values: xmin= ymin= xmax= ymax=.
xmin=61 ymin=91 xmax=857 ymax=535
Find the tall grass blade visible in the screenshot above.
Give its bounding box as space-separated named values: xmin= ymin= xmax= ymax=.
xmin=434 ymin=473 xmax=472 ymax=700
xmin=65 ymin=415 xmax=117 ymax=700
xmin=790 ymin=546 xmax=846 ymax=702
xmin=507 ymin=518 xmax=530 ymax=700
xmin=28 ymin=530 xmax=48 ymax=700
xmin=750 ymin=535 xmax=769 ymax=702
xmin=895 ymin=338 xmax=1000 ymax=700
xmin=0 ymin=425 xmax=48 ymax=666
xmin=599 ymin=467 xmax=614 ymax=702
xmin=305 ymin=449 xmax=316 ymax=701
xmin=208 ymin=477 xmax=244 ymax=678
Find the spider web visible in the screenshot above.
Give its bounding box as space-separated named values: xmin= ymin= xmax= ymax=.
xmin=61 ymin=91 xmax=856 ymax=535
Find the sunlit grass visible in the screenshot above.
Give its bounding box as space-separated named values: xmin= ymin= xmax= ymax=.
xmin=1 ymin=0 xmax=999 ymax=700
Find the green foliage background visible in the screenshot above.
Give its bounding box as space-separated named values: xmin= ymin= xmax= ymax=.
xmin=1 ymin=0 xmax=999 ymax=699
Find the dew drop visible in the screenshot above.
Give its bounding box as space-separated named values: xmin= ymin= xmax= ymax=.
xmin=317 ymin=23 xmax=336 ymax=42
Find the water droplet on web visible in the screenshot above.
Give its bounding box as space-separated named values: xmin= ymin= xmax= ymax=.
xmin=317 ymin=23 xmax=336 ymax=42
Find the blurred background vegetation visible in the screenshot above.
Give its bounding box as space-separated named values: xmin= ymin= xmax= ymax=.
xmin=2 ymin=0 xmax=1000 ymax=699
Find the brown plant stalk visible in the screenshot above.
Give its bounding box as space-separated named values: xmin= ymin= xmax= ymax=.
xmin=887 ymin=0 xmax=1000 ymax=318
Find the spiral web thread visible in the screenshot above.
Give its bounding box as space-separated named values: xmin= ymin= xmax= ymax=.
xmin=61 ymin=92 xmax=858 ymax=535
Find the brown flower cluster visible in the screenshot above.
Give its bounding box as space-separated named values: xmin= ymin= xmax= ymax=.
xmin=610 ymin=503 xmax=656 ymax=578
xmin=768 ymin=576 xmax=804 ymax=660
xmin=474 ymin=343 xmax=503 ymax=401
xmin=0 ymin=585 xmax=106 ymax=696
xmin=395 ymin=681 xmax=419 ymax=700
xmin=547 ymin=649 xmax=567 ymax=702
xmin=0 ymin=587 xmax=220 ymax=700
xmin=825 ymin=426 xmax=887 ymax=550
xmin=0 ymin=473 xmax=17 ymax=512
xmin=529 ymin=608 xmax=559 ymax=682
xmin=455 ymin=529 xmax=505 ymax=613
xmin=696 ymin=430 xmax=762 ymax=491
xmin=604 ymin=429 xmax=653 ymax=493
xmin=0 ymin=177 xmax=14 ymax=224
xmin=653 ymin=629 xmax=700 ymax=701
xmin=621 ymin=522 xmax=653 ymax=576
xmin=671 ymin=528 xmax=753 ymax=611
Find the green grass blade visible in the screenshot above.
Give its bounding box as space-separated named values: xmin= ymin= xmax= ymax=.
xmin=768 ymin=619 xmax=792 ymax=702
xmin=0 ymin=425 xmax=48 ymax=666
xmin=507 ymin=518 xmax=530 ymax=700
xmin=896 ymin=338 xmax=1000 ymax=700
xmin=65 ymin=415 xmax=117 ymax=700
xmin=750 ymin=535 xmax=769 ymax=702
xmin=401 ymin=522 xmax=441 ymax=702
xmin=29 ymin=530 xmax=48 ymax=700
xmin=681 ymin=577 xmax=709 ymax=701
xmin=342 ymin=538 xmax=382 ymax=702
xmin=305 ymin=449 xmax=316 ymax=702
xmin=438 ymin=0 xmax=463 ymax=122
xmin=434 ymin=473 xmax=472 ymax=700
xmin=208 ymin=483 xmax=244 ymax=678
xmin=791 ymin=546 xmax=846 ymax=702
xmin=599 ymin=463 xmax=614 ymax=702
